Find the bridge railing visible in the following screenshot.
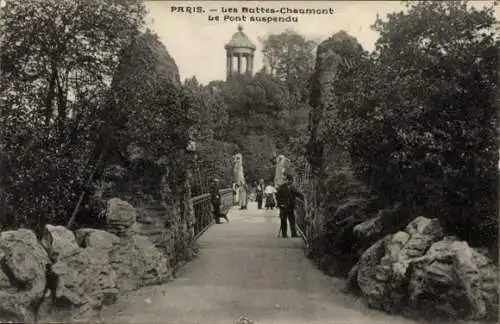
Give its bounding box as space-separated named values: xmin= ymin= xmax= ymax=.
xmin=191 ymin=188 xmax=233 ymax=240
xmin=295 ymin=196 xmax=310 ymax=247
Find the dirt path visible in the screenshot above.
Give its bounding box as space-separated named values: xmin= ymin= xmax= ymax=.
xmin=99 ymin=203 xmax=422 ymax=324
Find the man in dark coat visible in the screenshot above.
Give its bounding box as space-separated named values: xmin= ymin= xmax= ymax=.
xmin=210 ymin=179 xmax=222 ymax=224
xmin=276 ymin=174 xmax=302 ymax=238
xmin=210 ymin=179 xmax=228 ymax=224
xmin=256 ymin=179 xmax=264 ymax=209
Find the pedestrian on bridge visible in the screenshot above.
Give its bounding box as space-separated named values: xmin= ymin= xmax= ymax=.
xmin=256 ymin=179 xmax=265 ymax=209
xmin=210 ymin=179 xmax=228 ymax=224
xmin=276 ymin=174 xmax=301 ymax=238
xmin=264 ymin=181 xmax=277 ymax=210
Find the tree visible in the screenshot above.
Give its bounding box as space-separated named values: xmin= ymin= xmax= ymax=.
xmin=1 ymin=0 xmax=146 ymax=138
xmin=0 ymin=0 xmax=146 ymax=233
xmin=337 ymin=0 xmax=499 ymax=246
xmin=259 ymin=29 xmax=317 ymax=103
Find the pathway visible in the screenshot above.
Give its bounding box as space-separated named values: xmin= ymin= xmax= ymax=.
xmin=99 ymin=202 xmax=421 ymax=324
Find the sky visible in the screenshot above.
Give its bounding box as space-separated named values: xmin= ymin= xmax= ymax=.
xmin=145 ymin=0 xmax=497 ymax=85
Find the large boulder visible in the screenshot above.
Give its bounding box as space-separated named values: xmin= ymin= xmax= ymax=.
xmin=105 ymin=198 xmax=136 ymax=238
xmin=109 ymin=234 xmax=171 ymax=293
xmin=350 ymin=216 xmax=499 ymax=321
xmin=353 ymin=216 xmax=444 ymax=313
xmin=49 ymin=247 xmax=118 ymax=321
xmin=408 ymin=237 xmax=498 ymax=320
xmin=356 ymin=231 xmax=410 ymax=310
xmin=74 ymin=228 xmax=120 ymax=252
xmin=40 ymin=222 xmax=172 ymax=320
xmin=0 ymin=229 xmax=50 ymax=323
xmin=41 ymin=224 xmax=79 ymax=262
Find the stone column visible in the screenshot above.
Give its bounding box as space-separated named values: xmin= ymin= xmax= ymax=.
xmin=245 ymin=54 xmax=250 ymax=74
xmin=248 ymin=54 xmax=254 ymax=74
xmin=226 ymin=54 xmax=231 ymax=77
xmin=237 ymin=54 xmax=242 ymax=73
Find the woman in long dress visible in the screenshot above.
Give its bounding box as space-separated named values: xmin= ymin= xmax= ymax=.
xmin=264 ymin=182 xmax=277 ymax=210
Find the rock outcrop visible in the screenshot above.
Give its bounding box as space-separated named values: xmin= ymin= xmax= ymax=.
xmin=109 ymin=234 xmax=171 ymax=293
xmin=3 ymin=197 xmax=183 ymax=323
xmin=408 ymin=237 xmax=498 ymax=320
xmin=74 ymin=228 xmax=120 ymax=251
xmin=0 ymin=229 xmax=50 ymax=323
xmin=41 ymin=224 xmax=80 ymax=262
xmin=105 ymin=198 xmax=136 ymax=238
xmin=349 ymin=216 xmax=499 ymax=321
xmin=49 ymin=246 xmax=118 ymax=321
xmin=40 ymin=225 xmax=118 ymax=321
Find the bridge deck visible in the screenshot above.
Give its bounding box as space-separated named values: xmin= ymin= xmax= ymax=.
xmin=100 ymin=202 xmax=419 ymax=324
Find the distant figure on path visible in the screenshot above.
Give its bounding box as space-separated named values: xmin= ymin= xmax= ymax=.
xmin=256 ymin=179 xmax=265 ymax=209
xmin=239 ymin=180 xmax=248 ymax=210
xmin=210 ymin=179 xmax=228 ymax=223
xmin=264 ymin=181 xmax=277 ymax=210
xmin=276 ymin=174 xmax=301 ymax=238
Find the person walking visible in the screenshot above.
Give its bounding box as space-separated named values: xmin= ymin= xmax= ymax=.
xmin=256 ymin=179 xmax=264 ymax=209
xmin=210 ymin=179 xmax=222 ymax=224
xmin=276 ymin=174 xmax=302 ymax=238
xmin=264 ymin=181 xmax=277 ymax=210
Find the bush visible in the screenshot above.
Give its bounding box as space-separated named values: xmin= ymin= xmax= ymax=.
xmin=333 ymin=1 xmax=499 ymax=248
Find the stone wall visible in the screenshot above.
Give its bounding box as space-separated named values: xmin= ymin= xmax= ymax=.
xmin=0 ymin=197 xmax=194 ymax=323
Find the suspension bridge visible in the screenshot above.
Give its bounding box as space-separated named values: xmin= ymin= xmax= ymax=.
xmin=98 ymin=154 xmax=418 ymax=324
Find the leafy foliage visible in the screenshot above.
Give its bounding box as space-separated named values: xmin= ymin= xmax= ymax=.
xmin=321 ymin=1 xmax=499 ymax=247
xmin=259 ymin=29 xmax=317 ymax=103
xmin=0 ymin=0 xmax=147 ymax=234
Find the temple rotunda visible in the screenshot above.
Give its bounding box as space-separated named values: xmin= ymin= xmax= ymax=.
xmin=224 ymin=25 xmax=256 ymax=80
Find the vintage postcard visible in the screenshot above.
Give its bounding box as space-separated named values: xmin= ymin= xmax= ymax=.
xmin=0 ymin=0 xmax=498 ymax=323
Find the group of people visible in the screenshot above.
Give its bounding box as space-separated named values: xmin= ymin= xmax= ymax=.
xmin=209 ymin=175 xmax=302 ymax=238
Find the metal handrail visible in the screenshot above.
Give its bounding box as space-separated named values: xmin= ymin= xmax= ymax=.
xmin=191 ymin=188 xmax=234 ymax=240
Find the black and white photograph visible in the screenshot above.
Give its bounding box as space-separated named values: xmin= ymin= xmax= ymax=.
xmin=0 ymin=0 xmax=499 ymax=323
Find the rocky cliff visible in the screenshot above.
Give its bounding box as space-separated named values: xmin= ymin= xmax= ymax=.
xmin=0 ymin=197 xmax=184 ymax=323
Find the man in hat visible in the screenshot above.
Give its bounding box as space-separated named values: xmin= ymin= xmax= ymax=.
xmin=276 ymin=174 xmax=302 ymax=238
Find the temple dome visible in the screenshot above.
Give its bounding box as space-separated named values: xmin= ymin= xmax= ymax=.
xmin=225 ymin=25 xmax=256 ymax=50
